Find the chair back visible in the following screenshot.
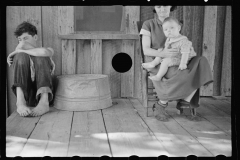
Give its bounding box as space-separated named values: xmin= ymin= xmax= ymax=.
xmin=136 ymin=21 xmax=145 ymax=63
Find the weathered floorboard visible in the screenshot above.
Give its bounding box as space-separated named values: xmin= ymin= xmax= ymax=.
xmin=102 ymin=99 xmax=169 ymax=157
xmin=43 ymin=109 xmax=73 ymax=157
xmin=129 ymin=99 xmax=213 ymax=156
xmin=166 ymin=102 xmax=231 ymax=156
xmin=196 ymin=106 xmax=231 ymax=136
xmin=6 ymin=98 xmax=231 ymax=157
xmin=68 ymin=111 xmax=111 ymax=157
xmin=6 ymin=110 xmax=41 ymax=157
xmin=19 ymin=107 xmax=60 ymax=157
xmin=200 ymin=97 xmax=231 ymax=116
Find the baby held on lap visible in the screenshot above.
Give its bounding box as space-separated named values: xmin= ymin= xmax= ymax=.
xmin=142 ymin=17 xmax=196 ymax=81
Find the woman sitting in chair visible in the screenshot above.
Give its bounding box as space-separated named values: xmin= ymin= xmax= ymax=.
xmin=140 ymin=6 xmax=213 ymax=121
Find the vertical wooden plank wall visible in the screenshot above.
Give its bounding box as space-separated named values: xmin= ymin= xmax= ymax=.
xmin=201 ymin=6 xmax=218 ymax=96
xmin=121 ymin=40 xmax=135 ymax=97
xmin=6 ymin=6 xmax=231 ymax=115
xmin=42 ymin=6 xmax=62 ymax=76
xmin=90 ymin=40 xmax=102 ymax=74
xmin=191 ymin=6 xmax=204 ymax=57
xmin=182 ymin=6 xmax=204 ymax=56
xmin=76 ymin=40 xmax=91 ymax=74
xmin=62 ymin=40 xmax=76 ymax=74
xmin=182 ymin=6 xmax=194 ymax=42
xmin=42 ymin=6 xmax=62 ymax=98
xmin=221 ymin=6 xmax=231 ymax=96
xmin=102 ymin=40 xmax=122 ymax=98
xmin=6 ymin=6 xmax=42 ymax=115
xmin=58 ymin=6 xmax=76 ymax=75
xmin=122 ymin=6 xmax=140 ymax=98
xmin=213 ymin=6 xmax=226 ymax=96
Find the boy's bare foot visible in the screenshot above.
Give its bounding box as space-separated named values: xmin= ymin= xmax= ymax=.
xmin=16 ymin=103 xmax=32 ymax=117
xmin=142 ymin=63 xmax=155 ymax=69
xmin=31 ymin=101 xmax=49 ymax=117
xmin=149 ymin=75 xmax=162 ymax=81
xmin=31 ymin=93 xmax=49 ymax=117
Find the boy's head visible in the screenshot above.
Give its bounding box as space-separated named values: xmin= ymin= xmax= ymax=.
xmin=14 ymin=21 xmax=38 ymax=45
xmin=162 ymin=17 xmax=181 ymax=38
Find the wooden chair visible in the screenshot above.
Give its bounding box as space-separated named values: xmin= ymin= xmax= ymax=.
xmin=137 ymin=21 xmax=159 ymax=117
xmin=137 ymin=21 xmax=197 ymax=117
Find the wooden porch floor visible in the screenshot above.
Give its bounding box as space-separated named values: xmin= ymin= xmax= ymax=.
xmin=6 ymin=97 xmax=231 ymax=157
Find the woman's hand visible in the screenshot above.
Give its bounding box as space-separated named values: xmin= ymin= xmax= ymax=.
xmin=159 ymin=47 xmax=179 ymax=58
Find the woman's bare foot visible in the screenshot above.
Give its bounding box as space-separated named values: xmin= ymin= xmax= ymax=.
xmin=31 ymin=93 xmax=49 ymax=117
xmin=149 ymin=75 xmax=162 ymax=81
xmin=16 ymin=103 xmax=32 ymax=117
xmin=142 ymin=63 xmax=155 ymax=69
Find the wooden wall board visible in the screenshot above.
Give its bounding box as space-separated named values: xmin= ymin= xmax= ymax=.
xmin=102 ymin=40 xmax=115 ymax=98
xmin=125 ymin=6 xmax=140 ymax=34
xmin=68 ymin=111 xmax=111 ymax=157
xmin=90 ymin=39 xmax=102 ymax=74
xmin=212 ymin=6 xmax=226 ymax=96
xmin=58 ymin=6 xmax=74 ymax=35
xmin=58 ymin=33 xmax=139 ymax=40
xmin=121 ymin=40 xmax=135 ymax=98
xmin=201 ymin=6 xmax=218 ymax=96
xmin=182 ymin=6 xmax=194 ymax=41
xmin=62 ymin=40 xmax=76 ymax=75
xmin=191 ymin=6 xmax=205 ymax=57
xmin=221 ymin=6 xmax=231 ymax=96
xmin=134 ymin=39 xmax=142 ymax=101
xmin=76 ymin=40 xmax=91 ymax=74
xmin=102 ymin=40 xmax=122 ymax=98
xmin=42 ymin=6 xmax=62 ymax=76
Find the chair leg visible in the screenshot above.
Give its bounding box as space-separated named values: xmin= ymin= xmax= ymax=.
xmin=191 ymin=108 xmax=197 ymax=116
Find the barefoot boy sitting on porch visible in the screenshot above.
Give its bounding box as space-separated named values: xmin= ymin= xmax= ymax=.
xmin=7 ymin=21 xmax=55 ymax=117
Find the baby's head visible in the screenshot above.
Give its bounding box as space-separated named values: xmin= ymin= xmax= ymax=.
xmin=162 ymin=17 xmax=181 ymax=38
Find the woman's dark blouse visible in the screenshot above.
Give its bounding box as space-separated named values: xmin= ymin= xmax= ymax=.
xmin=140 ymin=16 xmax=167 ymax=50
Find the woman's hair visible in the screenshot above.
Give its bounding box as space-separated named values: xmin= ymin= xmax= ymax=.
xmin=153 ymin=6 xmax=177 ymax=13
xmin=14 ymin=21 xmax=37 ymax=38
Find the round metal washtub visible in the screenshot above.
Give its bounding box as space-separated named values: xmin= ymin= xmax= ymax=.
xmin=54 ymin=74 xmax=112 ymax=111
